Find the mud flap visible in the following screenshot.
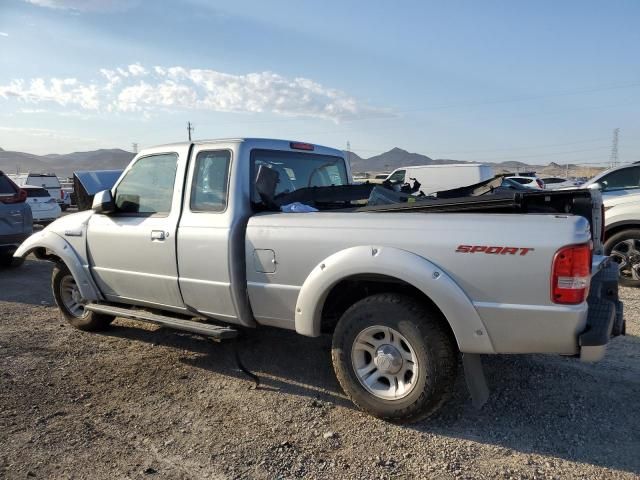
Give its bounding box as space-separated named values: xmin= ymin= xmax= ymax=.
xmin=462 ymin=353 xmax=489 ymax=408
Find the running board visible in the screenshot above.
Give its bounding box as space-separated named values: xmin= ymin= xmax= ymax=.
xmin=85 ymin=304 xmax=238 ymax=340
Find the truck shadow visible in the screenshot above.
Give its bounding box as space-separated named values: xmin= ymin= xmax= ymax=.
xmin=101 ymin=322 xmax=639 ymax=475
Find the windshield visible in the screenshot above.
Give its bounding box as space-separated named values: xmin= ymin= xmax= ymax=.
xmin=251 ymin=149 xmax=348 ymax=201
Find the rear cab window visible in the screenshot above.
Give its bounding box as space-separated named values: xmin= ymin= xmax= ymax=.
xmin=250 ymin=149 xmax=348 ymax=203
xmin=190 ymin=150 xmax=231 ymax=212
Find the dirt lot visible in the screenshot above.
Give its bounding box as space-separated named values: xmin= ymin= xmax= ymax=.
xmin=1 ymin=257 xmax=639 ymax=480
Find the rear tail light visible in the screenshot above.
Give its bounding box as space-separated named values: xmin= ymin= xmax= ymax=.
xmin=551 ymin=243 xmax=592 ymax=304
xmin=536 ymin=178 xmax=544 ymax=189
xmin=0 ymin=188 xmax=27 ymax=204
xmin=60 ymin=189 xmax=64 ymax=200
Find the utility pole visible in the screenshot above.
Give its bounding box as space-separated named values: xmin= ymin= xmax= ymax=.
xmin=346 ymin=140 xmax=352 ymax=172
xmin=131 ymin=142 xmax=138 ymax=154
xmin=609 ymin=128 xmax=620 ymax=168
xmin=187 ymin=121 xmax=194 ymax=141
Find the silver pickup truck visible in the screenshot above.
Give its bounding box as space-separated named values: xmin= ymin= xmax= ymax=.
xmin=15 ymin=138 xmax=624 ymax=423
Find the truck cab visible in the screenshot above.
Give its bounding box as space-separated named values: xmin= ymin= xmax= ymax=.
xmin=85 ymin=139 xmax=349 ymax=323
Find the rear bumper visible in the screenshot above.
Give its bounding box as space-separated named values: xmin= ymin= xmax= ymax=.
xmin=579 ymin=259 xmax=624 ymax=362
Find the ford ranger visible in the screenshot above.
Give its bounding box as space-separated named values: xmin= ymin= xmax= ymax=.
xmin=14 ymin=138 xmax=624 ymax=423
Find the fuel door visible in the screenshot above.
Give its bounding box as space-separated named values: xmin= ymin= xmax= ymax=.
xmin=253 ymin=249 xmax=277 ymax=273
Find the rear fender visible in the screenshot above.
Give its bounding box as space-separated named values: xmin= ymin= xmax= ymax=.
xmin=14 ymin=230 xmax=103 ymax=302
xmin=294 ymin=245 xmax=495 ymax=354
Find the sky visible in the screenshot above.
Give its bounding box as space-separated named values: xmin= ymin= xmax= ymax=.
xmin=0 ymin=0 xmax=638 ymax=166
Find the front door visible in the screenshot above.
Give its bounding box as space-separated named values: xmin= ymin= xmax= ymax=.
xmin=87 ymin=146 xmax=190 ymax=310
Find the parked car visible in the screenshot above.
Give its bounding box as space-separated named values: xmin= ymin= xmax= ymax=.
xmin=60 ymin=179 xmax=75 ymax=209
xmin=0 ymin=171 xmax=32 ymax=268
xmin=9 ymin=173 xmax=66 ymax=210
xmin=603 ymin=192 xmax=640 ymax=287
xmin=582 ymin=163 xmax=640 ymax=199
xmin=385 ymin=164 xmax=493 ymax=194
xmin=14 ymin=138 xmax=623 ymax=423
xmin=541 ymin=177 xmax=581 ymax=190
xmin=505 ymin=175 xmax=545 ymax=189
xmin=22 ymin=185 xmax=62 ymax=225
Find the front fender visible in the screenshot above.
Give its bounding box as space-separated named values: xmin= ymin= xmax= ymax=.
xmin=294 ymin=245 xmax=495 ymax=354
xmin=14 ymin=230 xmax=103 ymax=302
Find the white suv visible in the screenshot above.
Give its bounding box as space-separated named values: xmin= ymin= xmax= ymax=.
xmin=604 ymin=192 xmax=640 ymax=287
xmin=505 ymin=175 xmax=545 ymax=189
xmin=584 ymin=163 xmax=640 ymax=200
xmin=9 ymin=173 xmax=65 ymax=209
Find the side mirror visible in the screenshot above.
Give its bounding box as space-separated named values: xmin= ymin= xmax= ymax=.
xmin=92 ymin=190 xmax=116 ymax=214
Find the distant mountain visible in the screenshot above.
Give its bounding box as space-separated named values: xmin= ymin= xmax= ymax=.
xmin=0 ymin=148 xmax=135 ymax=177
xmin=349 ymin=147 xmax=469 ymax=173
xmin=347 ymin=146 xmax=578 ymax=175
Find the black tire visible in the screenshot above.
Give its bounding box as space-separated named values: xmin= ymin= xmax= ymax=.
xmin=604 ymin=229 xmax=640 ymax=288
xmin=52 ymin=263 xmax=114 ymax=331
xmin=331 ymin=293 xmax=457 ymax=423
xmin=0 ymin=254 xmax=24 ymax=268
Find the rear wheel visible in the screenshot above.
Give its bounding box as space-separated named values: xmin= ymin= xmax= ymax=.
xmin=331 ymin=293 xmax=457 ymax=423
xmin=605 ymin=229 xmax=640 ymax=288
xmin=52 ymin=263 xmax=114 ymax=330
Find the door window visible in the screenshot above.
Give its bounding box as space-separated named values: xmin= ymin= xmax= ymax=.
xmin=387 ymin=170 xmax=406 ymax=183
xmin=114 ymin=153 xmax=178 ymax=215
xmin=599 ymin=166 xmax=640 ymax=191
xmin=543 ymin=178 xmax=564 ymax=184
xmin=190 ymin=150 xmax=231 ymax=212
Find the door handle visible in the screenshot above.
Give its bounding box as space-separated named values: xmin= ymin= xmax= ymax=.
xmin=151 ymin=230 xmax=165 ymax=241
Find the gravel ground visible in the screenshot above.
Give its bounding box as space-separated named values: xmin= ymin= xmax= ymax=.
xmin=1 ymin=257 xmax=639 ymax=479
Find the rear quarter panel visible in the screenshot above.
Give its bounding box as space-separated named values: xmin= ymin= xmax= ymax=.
xmin=246 ymin=212 xmax=592 ymax=354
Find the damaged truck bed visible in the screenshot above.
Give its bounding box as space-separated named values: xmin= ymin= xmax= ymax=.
xmin=257 ymin=169 xmax=597 ymax=231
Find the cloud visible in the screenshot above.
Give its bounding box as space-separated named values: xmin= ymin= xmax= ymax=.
xmin=0 ymin=32 xmax=8 ymax=37
xmin=22 ymin=0 xmax=136 ymax=12
xmin=127 ymin=63 xmax=146 ymax=76
xmin=0 ymin=64 xmax=387 ymax=121
xmin=0 ymin=78 xmax=100 ymax=110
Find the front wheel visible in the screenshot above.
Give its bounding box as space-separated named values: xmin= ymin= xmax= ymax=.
xmin=52 ymin=263 xmax=114 ymax=331
xmin=331 ymin=293 xmax=457 ymax=423
xmin=605 ymin=229 xmax=640 ymax=288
